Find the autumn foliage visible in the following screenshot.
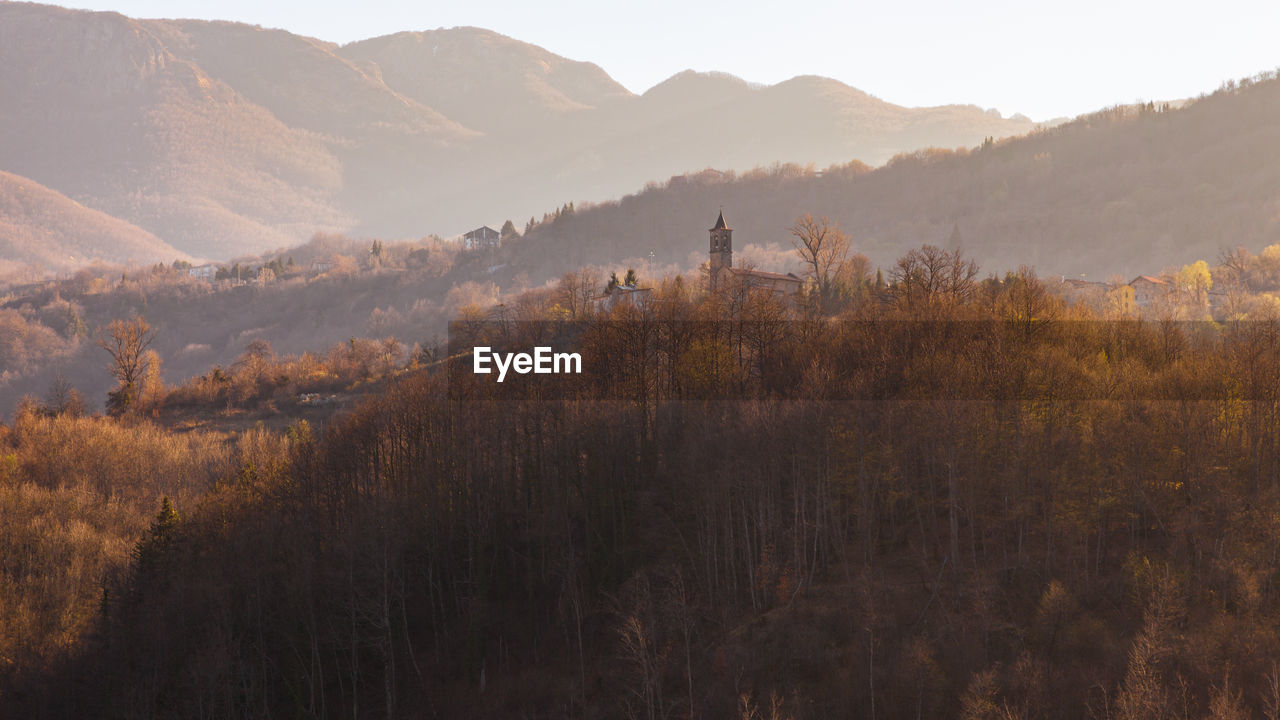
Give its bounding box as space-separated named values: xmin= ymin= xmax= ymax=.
xmin=11 ymin=261 xmax=1280 ymax=718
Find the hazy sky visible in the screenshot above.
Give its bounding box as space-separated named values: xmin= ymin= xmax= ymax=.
xmin=64 ymin=0 xmax=1280 ymax=121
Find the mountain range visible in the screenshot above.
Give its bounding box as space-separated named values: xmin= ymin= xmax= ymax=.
xmin=497 ymin=72 xmax=1280 ymax=282
xmin=0 ymin=1 xmax=1040 ymax=267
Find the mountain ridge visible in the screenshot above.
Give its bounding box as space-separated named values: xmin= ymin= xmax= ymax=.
xmin=488 ymin=76 xmax=1280 ymax=283
xmin=0 ymin=169 xmax=191 ymax=274
xmin=0 ymin=2 xmax=1040 ymax=268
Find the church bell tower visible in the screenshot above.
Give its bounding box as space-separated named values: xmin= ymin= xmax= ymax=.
xmin=709 ymin=210 xmax=733 ymax=289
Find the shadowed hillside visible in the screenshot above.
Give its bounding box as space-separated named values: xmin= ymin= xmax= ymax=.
xmin=17 ymin=274 xmax=1280 ymax=718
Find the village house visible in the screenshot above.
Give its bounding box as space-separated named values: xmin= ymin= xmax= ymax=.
xmin=462 ymin=225 xmax=501 ymax=252
xmin=590 ymin=283 xmax=652 ymax=313
xmin=707 ymin=211 xmax=804 ymax=298
xmin=187 ymin=264 xmax=216 ymax=280
xmin=1128 ymin=275 xmax=1168 ymax=307
xmin=1060 ymin=277 xmax=1110 ymax=292
xmin=1058 ymin=277 xmax=1111 ymax=304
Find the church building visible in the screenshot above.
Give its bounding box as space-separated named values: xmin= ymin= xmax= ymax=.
xmin=707 ymin=211 xmax=804 ymax=298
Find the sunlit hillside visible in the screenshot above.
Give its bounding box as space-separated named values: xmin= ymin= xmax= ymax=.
xmin=0 ymin=2 xmax=1038 ymax=266
xmin=496 ymin=73 xmax=1280 ymax=281
xmin=0 ymin=170 xmax=188 ymax=274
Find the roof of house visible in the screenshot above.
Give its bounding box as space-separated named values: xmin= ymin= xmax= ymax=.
xmin=728 ymin=267 xmax=801 ymax=282
xmin=463 ymin=225 xmax=499 ymax=239
xmin=1130 ymin=275 xmax=1166 ymax=285
xmin=593 ymin=284 xmax=651 ymax=302
xmin=1062 ymin=278 xmax=1108 ymax=288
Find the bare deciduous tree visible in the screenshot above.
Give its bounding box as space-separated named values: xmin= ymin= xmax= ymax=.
xmin=789 ymin=214 xmax=850 ymax=305
xmin=557 ymin=267 xmax=602 ymax=319
xmin=97 ymin=316 xmax=158 ymax=415
xmin=890 ymin=245 xmax=979 ymax=309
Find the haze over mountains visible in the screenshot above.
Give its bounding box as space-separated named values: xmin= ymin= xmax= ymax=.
xmin=0 ymin=1 xmax=1039 ymax=268
xmin=499 ymin=70 xmax=1280 ymax=281
xmin=0 ymin=170 xmax=189 ymax=274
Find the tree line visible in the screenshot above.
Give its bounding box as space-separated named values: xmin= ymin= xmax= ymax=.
xmin=14 ymin=248 xmax=1280 ymax=717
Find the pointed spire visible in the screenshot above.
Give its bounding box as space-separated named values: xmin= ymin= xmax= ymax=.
xmin=711 ymin=209 xmax=729 ymax=231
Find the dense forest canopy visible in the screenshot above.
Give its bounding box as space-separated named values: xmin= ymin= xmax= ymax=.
xmin=9 ymin=252 xmax=1280 ymax=718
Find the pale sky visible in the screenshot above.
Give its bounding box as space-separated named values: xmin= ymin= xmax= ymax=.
xmin=63 ymin=0 xmax=1280 ymax=121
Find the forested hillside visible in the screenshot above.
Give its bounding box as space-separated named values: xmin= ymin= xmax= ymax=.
xmin=498 ymin=72 xmax=1280 ymax=281
xmin=0 ymin=171 xmax=188 ymax=274
xmin=10 ymin=257 xmax=1280 ymax=718
xmin=0 ymin=233 xmax=477 ymax=418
